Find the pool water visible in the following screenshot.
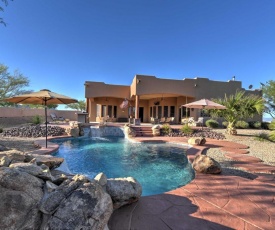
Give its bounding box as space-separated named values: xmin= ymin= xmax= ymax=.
xmin=53 ymin=137 xmax=195 ymax=196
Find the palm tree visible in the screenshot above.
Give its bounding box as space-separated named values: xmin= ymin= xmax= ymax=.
xmin=210 ymin=91 xmax=264 ymax=135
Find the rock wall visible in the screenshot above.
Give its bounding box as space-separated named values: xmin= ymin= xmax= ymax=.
xmin=0 ymin=148 xmax=142 ymax=230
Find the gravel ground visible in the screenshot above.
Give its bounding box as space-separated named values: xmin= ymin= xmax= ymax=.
xmin=206 ymin=129 xmax=275 ymax=179
xmin=0 ymin=136 xmax=42 ymax=153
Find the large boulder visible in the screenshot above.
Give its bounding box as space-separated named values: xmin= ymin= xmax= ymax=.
xmin=188 ymin=137 xmax=206 ymax=146
xmin=0 ymin=155 xmax=11 ymax=167
xmin=45 ymin=176 xmax=113 ymax=230
xmin=124 ymin=125 xmax=137 ymax=138
xmin=0 ymin=167 xmax=44 ymax=230
xmin=192 ymin=155 xmax=222 ymax=174
xmin=39 ymin=175 xmax=90 ymax=214
xmin=0 ymin=150 xmax=27 ymax=163
xmin=152 ymin=125 xmax=161 ymax=136
xmin=107 ymin=177 xmax=142 ymax=209
xmin=95 ymin=172 xmax=108 ymax=191
xmin=9 ymin=162 xmax=53 ymax=181
xmin=29 ymin=154 xmax=64 ymax=169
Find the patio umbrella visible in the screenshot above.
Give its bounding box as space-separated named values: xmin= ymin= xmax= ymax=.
xmin=4 ymin=89 xmax=78 ymax=148
xmin=182 ymin=99 xmax=226 ymax=130
xmin=182 ymin=98 xmax=226 ymax=109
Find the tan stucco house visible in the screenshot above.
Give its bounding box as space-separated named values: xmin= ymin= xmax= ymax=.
xmin=85 ymin=75 xmax=262 ymax=124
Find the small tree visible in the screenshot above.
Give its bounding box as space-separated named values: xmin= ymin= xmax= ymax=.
xmin=0 ymin=63 xmax=30 ymax=106
xmin=262 ymin=80 xmax=275 ymax=118
xmin=0 ymin=0 xmax=13 ymax=26
xmin=210 ymin=91 xmax=264 ymax=135
xmin=65 ymin=100 xmax=85 ymax=111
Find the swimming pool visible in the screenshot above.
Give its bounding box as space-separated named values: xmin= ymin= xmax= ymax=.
xmin=53 ymin=137 xmax=195 ymax=196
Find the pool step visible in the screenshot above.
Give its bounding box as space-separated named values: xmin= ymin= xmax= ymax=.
xmin=131 ymin=126 xmax=153 ymax=137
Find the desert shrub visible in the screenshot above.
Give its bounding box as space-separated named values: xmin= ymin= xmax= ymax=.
xmin=269 ymin=120 xmax=275 ymax=130
xmin=248 ymin=121 xmax=261 ymax=129
xmin=180 ymin=124 xmax=193 ymax=135
xmin=222 ymin=121 xmax=228 ymax=128
xmin=205 ymin=119 xmax=219 ymax=128
xmin=253 ymin=121 xmax=262 ymax=129
xmin=235 ymin=120 xmax=249 ymax=129
xmin=254 ymin=132 xmax=270 ymax=141
xmin=32 ymin=115 xmax=42 ymax=125
xmin=261 ymin=122 xmax=271 ymax=130
xmin=161 ymin=123 xmax=172 ymax=135
xmin=269 ymin=131 xmax=275 ymax=142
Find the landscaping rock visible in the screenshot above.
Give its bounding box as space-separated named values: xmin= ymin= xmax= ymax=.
xmin=30 ymin=154 xmax=64 ymax=169
xmin=0 ymin=150 xmax=27 ymax=163
xmin=124 ymin=124 xmax=137 ymax=138
xmin=1 ymin=125 xmax=65 ymax=138
xmin=188 ymin=137 xmax=206 ymax=145
xmin=107 ymin=177 xmax=142 ymax=209
xmin=0 ymin=167 xmax=44 ymax=230
xmin=192 ymin=155 xmax=222 ymax=174
xmin=162 ymin=128 xmax=226 ymax=140
xmin=152 ymin=125 xmax=161 ymax=136
xmin=9 ymin=162 xmax=53 ymax=181
xmin=0 ymin=155 xmax=11 ymax=167
xmin=0 ymin=144 xmax=8 ymax=152
xmin=95 ymin=172 xmax=108 ymax=191
xmin=46 ymin=180 xmax=113 ymax=230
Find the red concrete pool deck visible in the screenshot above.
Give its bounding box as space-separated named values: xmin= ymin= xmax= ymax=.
xmin=108 ymin=136 xmax=275 ymax=230
xmin=34 ymin=134 xmax=275 ymax=230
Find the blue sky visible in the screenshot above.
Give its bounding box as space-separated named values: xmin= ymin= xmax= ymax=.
xmin=1 ymin=0 xmax=275 ymax=112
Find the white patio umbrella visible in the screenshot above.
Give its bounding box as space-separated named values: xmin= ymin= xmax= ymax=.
xmin=4 ymin=89 xmax=78 ymax=148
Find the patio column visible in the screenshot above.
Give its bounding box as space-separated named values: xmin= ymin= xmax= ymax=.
xmin=135 ymin=95 xmax=139 ymax=119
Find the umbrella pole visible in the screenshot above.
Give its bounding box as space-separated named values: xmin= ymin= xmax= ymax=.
xmin=44 ymin=101 xmax=48 ymax=148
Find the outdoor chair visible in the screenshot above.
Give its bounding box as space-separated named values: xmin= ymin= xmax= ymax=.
xmin=195 ymin=117 xmax=204 ymax=127
xmin=181 ymin=117 xmax=195 ymax=126
xmin=50 ymin=113 xmax=65 ymax=122
xmin=169 ymin=117 xmax=175 ymax=124
xmin=159 ymin=117 xmax=166 ymax=124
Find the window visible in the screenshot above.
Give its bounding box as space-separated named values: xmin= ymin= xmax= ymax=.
xmin=164 ymin=106 xmax=168 ymax=117
xmin=170 ymin=106 xmax=175 ymax=117
xmin=150 ymin=107 xmax=152 ymax=117
xmin=153 ymin=106 xmax=157 ymax=118
xmin=108 ymin=105 xmax=112 ymax=117
xmin=114 ymin=106 xmax=117 ymax=118
xmin=158 ymin=106 xmax=162 ymax=118
xmin=182 ymin=107 xmax=190 ymax=117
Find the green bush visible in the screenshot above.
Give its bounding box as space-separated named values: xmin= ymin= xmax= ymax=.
xmin=248 ymin=121 xmax=261 ymax=129
xmin=32 ymin=115 xmax=42 ymax=124
xmin=269 ymin=120 xmax=275 ymax=130
xmin=180 ymin=124 xmax=193 ymax=135
xmin=205 ymin=119 xmax=219 ymax=128
xmin=0 ymin=127 xmax=3 ymax=133
xmin=235 ymin=120 xmax=249 ymax=129
xmin=261 ymin=122 xmax=271 ymax=130
xmin=222 ymin=121 xmax=228 ymax=128
xmin=269 ymin=131 xmax=275 ymax=142
xmin=254 ymin=132 xmax=270 ymax=141
xmin=161 ymin=123 xmax=172 ymax=135
xmin=253 ymin=121 xmax=262 ymax=129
